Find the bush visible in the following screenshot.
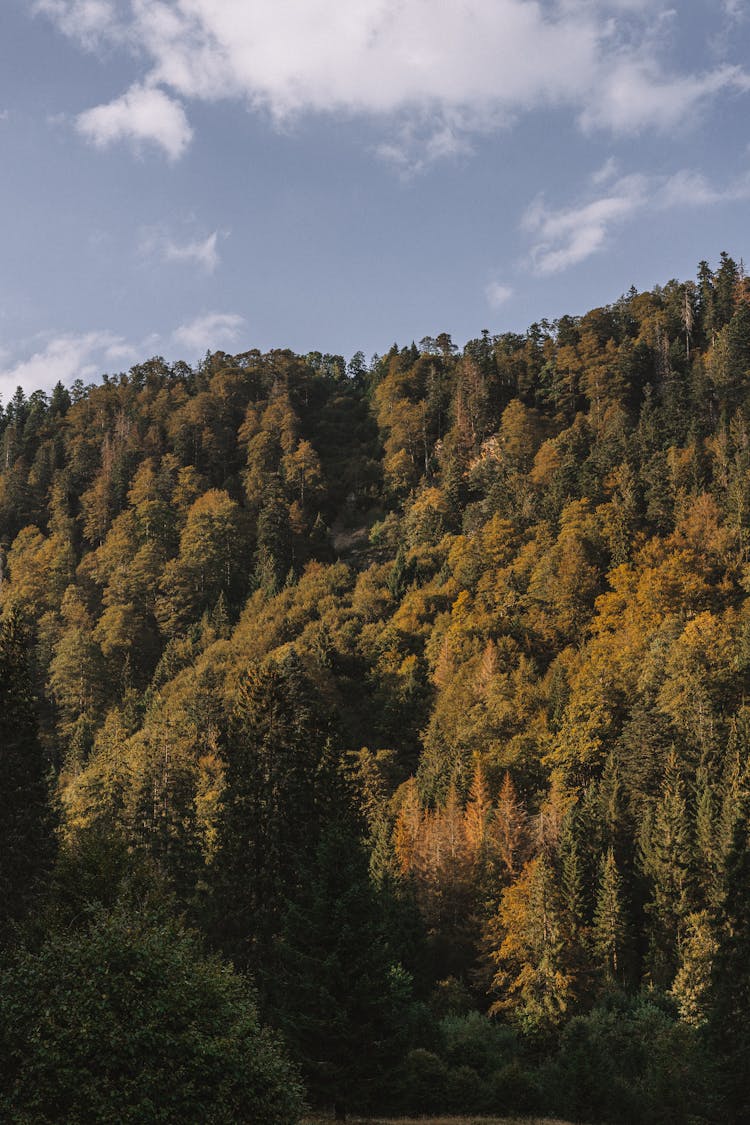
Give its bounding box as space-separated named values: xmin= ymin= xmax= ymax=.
xmin=440 ymin=1009 xmax=519 ymax=1076
xmin=0 ymin=906 xmax=303 ymax=1125
xmin=488 ymin=1059 xmax=542 ymax=1116
xmin=396 ymin=1048 xmax=448 ymax=1114
xmin=445 ymin=1063 xmax=491 ymax=1113
xmin=543 ymin=992 xmax=711 ymax=1125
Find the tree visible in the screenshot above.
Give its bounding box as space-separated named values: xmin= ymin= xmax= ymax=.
xmin=155 ymin=489 xmax=246 ymax=637
xmin=639 ymin=749 xmax=694 ymax=988
xmin=0 ymin=906 xmax=302 ymax=1125
xmin=592 ymin=848 xmax=628 ymax=983
xmin=489 ymin=854 xmax=573 ymax=1036
xmin=277 ymin=818 xmax=415 ymax=1119
xmin=48 ymin=585 xmax=107 ymax=744
xmin=211 ymin=651 xmax=333 ymax=981
xmin=0 ymin=611 xmax=56 ymax=944
xmin=707 ymin=800 xmax=750 ymax=1121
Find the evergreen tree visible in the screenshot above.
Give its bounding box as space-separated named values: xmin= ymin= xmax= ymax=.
xmin=592 ymin=848 xmax=628 ymax=984
xmin=639 ymin=749 xmax=693 ymax=987
xmin=276 ymin=817 xmax=415 ymax=1119
xmin=707 ymin=800 xmax=750 ymax=1121
xmin=0 ymin=611 xmax=56 ymax=944
xmin=211 ymin=651 xmax=332 ymax=983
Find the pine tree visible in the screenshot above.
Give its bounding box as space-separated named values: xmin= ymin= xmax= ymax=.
xmin=0 ymin=611 xmax=56 ymax=943
xmin=707 ymin=800 xmax=750 ymax=1120
xmin=276 ymin=817 xmax=414 ymax=1119
xmin=592 ymin=848 xmax=628 ymax=983
xmin=254 ymin=483 xmax=293 ymax=595
xmin=490 ymin=853 xmax=573 ymax=1035
xmin=488 ymin=771 xmax=527 ymax=881
xmin=211 ymin=651 xmax=332 ymax=982
xmin=639 ymin=749 xmax=693 ymax=987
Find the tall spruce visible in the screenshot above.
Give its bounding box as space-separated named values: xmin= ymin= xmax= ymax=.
xmin=0 ymin=611 xmax=55 ymax=943
xmin=211 ymin=650 xmax=332 ymax=984
xmin=707 ymin=800 xmax=750 ymax=1121
xmin=592 ymin=848 xmax=629 ymax=984
xmin=276 ymin=816 xmax=414 ymax=1120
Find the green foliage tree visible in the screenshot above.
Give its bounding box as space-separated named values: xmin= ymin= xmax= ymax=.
xmin=0 ymin=906 xmax=302 ymax=1125
xmin=592 ymin=848 xmax=629 ymax=984
xmin=707 ymin=800 xmax=750 ymax=1121
xmin=211 ymin=651 xmax=333 ymax=981
xmin=277 ymin=818 xmax=415 ymax=1119
xmin=0 ymin=611 xmax=55 ymax=944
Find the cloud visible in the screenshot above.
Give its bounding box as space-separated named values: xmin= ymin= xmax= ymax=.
xmin=171 ymin=312 xmax=245 ymax=357
xmin=39 ymin=1 xmax=750 ymax=165
xmin=656 ymin=168 xmax=750 ymax=208
xmin=35 ymin=0 xmax=120 ymax=49
xmin=591 ymin=156 xmax=619 ymax=186
xmin=581 ymin=62 xmax=750 ymax=133
xmin=723 ymin=1 xmax=746 ymax=22
xmin=75 ymin=82 xmax=192 ymax=159
xmin=485 ymin=281 xmax=514 ymax=310
xmin=524 ymin=166 xmax=750 ymax=274
xmin=524 ymin=175 xmax=648 ymax=275
xmin=164 ymin=232 xmax=221 ymax=272
xmin=0 ymin=330 xmax=139 ymax=399
xmin=0 ymin=312 xmax=247 ymax=398
xmin=140 ymin=228 xmax=223 ymax=272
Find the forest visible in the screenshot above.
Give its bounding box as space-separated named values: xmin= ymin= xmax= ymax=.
xmin=2 ymin=253 xmax=750 ymax=1123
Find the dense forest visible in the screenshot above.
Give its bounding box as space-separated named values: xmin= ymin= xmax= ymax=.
xmin=2 ymin=253 xmax=750 ymax=1123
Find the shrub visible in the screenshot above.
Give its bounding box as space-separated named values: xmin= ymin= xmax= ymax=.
xmin=544 ymin=992 xmax=710 ymax=1125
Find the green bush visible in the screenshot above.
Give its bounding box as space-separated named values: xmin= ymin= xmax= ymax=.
xmin=543 ymin=992 xmax=711 ymax=1125
xmin=440 ymin=1009 xmax=519 ymax=1076
xmin=488 ymin=1059 xmax=542 ymax=1116
xmin=444 ymin=1063 xmax=491 ymax=1113
xmin=396 ymin=1048 xmax=448 ymax=1114
xmin=0 ymin=906 xmax=303 ymax=1125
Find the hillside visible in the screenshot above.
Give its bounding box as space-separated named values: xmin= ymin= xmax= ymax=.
xmin=2 ymin=254 xmax=750 ymax=1122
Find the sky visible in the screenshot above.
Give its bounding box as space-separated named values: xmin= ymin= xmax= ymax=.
xmin=1 ymin=1 xmax=749 ymax=401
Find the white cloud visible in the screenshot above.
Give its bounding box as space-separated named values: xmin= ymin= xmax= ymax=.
xmin=591 ymin=156 xmax=619 ymax=186
xmin=140 ymin=228 xmax=223 ymax=272
xmin=0 ymin=330 xmax=139 ymax=399
xmin=164 ymin=232 xmax=221 ymax=272
xmin=723 ymin=1 xmax=746 ymax=22
xmin=524 ymin=166 xmax=750 ymax=274
xmin=485 ymin=281 xmax=514 ymax=310
xmin=171 ymin=312 xmax=245 ymax=357
xmin=0 ymin=312 xmax=248 ymax=399
xmin=581 ymin=62 xmax=750 ymax=133
xmin=524 ymin=175 xmax=648 ymax=274
xmin=35 ymin=0 xmax=120 ymax=49
xmin=75 ymin=82 xmax=192 ymax=160
xmin=39 ymin=1 xmax=750 ymax=165
xmin=657 ymin=168 xmax=750 ymax=208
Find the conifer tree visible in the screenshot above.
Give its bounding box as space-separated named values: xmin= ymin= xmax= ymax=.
xmin=211 ymin=651 xmax=332 ymax=982
xmin=639 ymin=749 xmax=693 ymax=987
xmin=0 ymin=611 xmax=56 ymax=943
xmin=490 ymin=853 xmax=573 ymax=1035
xmin=276 ymin=817 xmax=414 ymax=1120
xmin=707 ymin=800 xmax=750 ymax=1121
xmin=592 ymin=848 xmax=628 ymax=984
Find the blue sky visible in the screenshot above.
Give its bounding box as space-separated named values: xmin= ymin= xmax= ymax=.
xmin=1 ymin=0 xmax=749 ymax=400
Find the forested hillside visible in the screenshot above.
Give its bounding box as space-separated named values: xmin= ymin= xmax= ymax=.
xmin=2 ymin=254 xmax=750 ymax=1123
